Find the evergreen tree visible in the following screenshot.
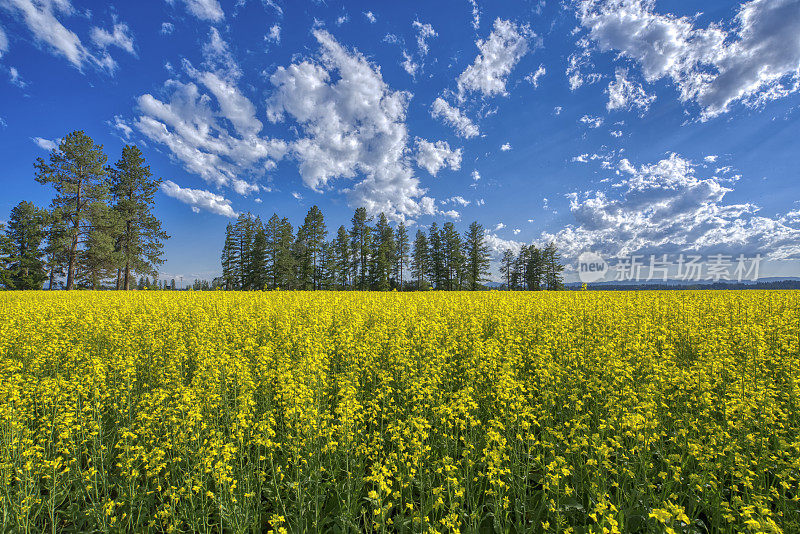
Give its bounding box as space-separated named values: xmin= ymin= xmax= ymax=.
xmin=235 ymin=213 xmax=256 ymax=290
xmin=500 ymin=249 xmax=515 ymax=290
xmin=43 ymin=209 xmax=68 ymax=290
xmin=543 ymin=242 xmax=564 ymax=290
xmin=427 ymin=222 xmax=444 ymax=289
xmin=335 ymin=225 xmax=350 ymax=289
xmin=526 ymin=246 xmax=544 ymax=291
xmin=76 ymin=200 xmax=118 ymax=289
xmin=350 ymin=208 xmax=372 ymax=290
xmin=249 ymin=220 xmax=267 ymax=290
xmin=34 ymin=131 xmax=109 ymax=289
xmin=463 ymin=221 xmax=490 ymax=290
xmin=395 ymin=221 xmax=409 ymax=289
xmin=411 ymin=229 xmax=429 ymax=290
xmin=320 ymin=241 xmax=337 ymax=290
xmin=441 ymin=222 xmax=463 ymax=290
xmin=264 ymin=214 xmax=281 ymax=289
xmin=108 ymin=145 xmax=168 ymax=290
xmin=372 ymin=213 xmax=395 ymax=290
xmin=5 ymin=201 xmax=48 ymax=289
xmin=221 ymin=223 xmax=239 ymax=290
xmin=295 ymin=206 xmax=326 ymax=290
xmin=0 ymin=224 xmax=12 ymax=289
xmin=275 ymin=218 xmax=295 ymax=289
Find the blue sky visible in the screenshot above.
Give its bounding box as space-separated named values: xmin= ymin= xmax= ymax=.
xmin=1 ymin=0 xmax=799 ymax=282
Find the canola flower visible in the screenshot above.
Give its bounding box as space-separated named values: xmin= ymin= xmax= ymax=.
xmin=0 ymin=290 xmax=798 ymax=533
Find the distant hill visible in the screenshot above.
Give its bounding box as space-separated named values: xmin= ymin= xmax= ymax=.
xmin=564 ymin=278 xmax=800 ymax=290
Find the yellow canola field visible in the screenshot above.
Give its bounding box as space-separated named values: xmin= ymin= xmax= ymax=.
xmin=0 ymin=291 xmax=798 ymax=533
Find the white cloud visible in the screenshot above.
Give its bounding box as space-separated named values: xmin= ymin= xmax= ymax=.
xmin=91 ymin=22 xmax=135 ymax=55
xmin=513 ymin=228 xmax=521 ymax=235
xmin=168 ymin=0 xmax=224 ymax=22
xmin=606 ymin=68 xmax=655 ymax=112
xmin=8 ymin=66 xmax=26 ymax=87
xmin=364 ymin=11 xmax=376 ymax=23
xmin=472 ymin=169 xmax=481 ymax=181
xmin=553 ymin=105 xmax=563 ymax=115
xmin=336 ymin=14 xmax=349 ymax=26
xmin=547 ymin=153 xmax=800 ymax=259
xmin=456 ymin=18 xmax=532 ymax=99
xmin=265 ymin=24 xmax=280 ymax=44
xmin=467 ymin=0 xmax=480 ymax=30
xmin=610 ymin=130 xmax=623 ymax=137
xmin=579 ymin=114 xmax=604 ymax=128
xmin=202 ymin=27 xmax=240 ymax=79
xmin=500 ymin=142 xmax=511 ymax=151
xmin=412 ymin=20 xmax=436 ymax=56
xmin=160 ymin=22 xmax=174 ymax=35
xmin=431 ymin=97 xmax=480 ymax=138
xmin=109 ymin=114 xmax=133 ymax=139
xmin=31 ymin=136 xmax=57 ymax=151
xmin=577 ymin=0 xmax=800 ymax=120
xmin=441 ymin=209 xmax=461 ymax=220
xmin=494 ymin=222 xmax=506 ymax=231
xmin=133 ymin=33 xmax=286 ymax=191
xmin=0 ymin=24 xmax=8 ymax=58
xmin=572 ymin=153 xmax=589 ymax=163
xmin=161 ymin=180 xmax=237 ymax=217
xmin=704 ymin=155 xmax=718 ymax=163
xmin=1 ymin=0 xmax=117 ymax=72
xmin=291 ymin=191 xmax=302 ymax=200
xmin=414 ymin=138 xmax=462 ymax=176
xmin=441 ymin=195 xmax=470 ymax=207
xmin=267 ymin=29 xmax=439 ymax=222
xmin=525 ymin=64 xmax=546 ymax=88
xmin=484 ymin=231 xmax=522 ymax=256
xmin=401 ymin=51 xmax=418 ymax=77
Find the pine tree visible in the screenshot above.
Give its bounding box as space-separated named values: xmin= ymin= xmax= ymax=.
xmin=34 ymin=131 xmax=109 ymax=289
xmin=411 ymin=229 xmax=429 ymax=290
xmin=5 ymin=201 xmax=48 ymax=289
xmin=427 ymin=222 xmax=443 ymax=289
xmin=464 ymin=221 xmax=490 ymax=290
xmin=526 ymin=246 xmax=544 ymax=291
xmin=43 ymin=209 xmax=68 ymax=290
xmin=350 ymin=208 xmax=372 ymax=290
xmin=543 ymin=242 xmax=564 ymax=290
xmin=395 ymin=221 xmax=409 ymax=289
xmin=500 ymin=249 xmax=515 ymax=289
xmin=221 ymin=223 xmax=239 ymax=290
xmin=275 ymin=218 xmax=295 ymax=289
xmin=295 ymin=206 xmax=326 ymax=290
xmin=0 ymin=224 xmax=12 ymax=289
xmin=108 ymin=145 xmax=169 ymax=290
xmin=441 ymin=222 xmax=463 ymax=290
xmin=371 ymin=213 xmax=395 ymax=290
xmin=77 ymin=200 xmax=118 ymax=289
xmin=235 ymin=214 xmax=256 ymax=290
xmin=249 ymin=219 xmax=267 ymax=290
xmin=264 ymin=214 xmax=281 ymax=289
xmin=335 ymin=225 xmax=350 ymax=289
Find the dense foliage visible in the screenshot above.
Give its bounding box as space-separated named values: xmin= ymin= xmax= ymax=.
xmin=1 ymin=291 xmax=797 ymax=532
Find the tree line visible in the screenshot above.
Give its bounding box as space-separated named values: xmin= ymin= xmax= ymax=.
xmin=219 ymin=207 xmax=565 ymax=291
xmin=0 ymin=131 xmax=168 ymax=290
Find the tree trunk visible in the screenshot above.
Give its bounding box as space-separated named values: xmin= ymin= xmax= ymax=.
xmin=66 ymin=181 xmax=82 ymax=290
xmin=124 ymin=263 xmax=130 ymax=290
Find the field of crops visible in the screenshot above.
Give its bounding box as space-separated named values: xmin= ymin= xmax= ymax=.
xmin=1 ymin=291 xmax=798 ymax=533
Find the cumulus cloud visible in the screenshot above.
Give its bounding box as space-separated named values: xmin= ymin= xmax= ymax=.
xmin=161 ymin=180 xmax=237 ymax=217
xmin=364 ymin=11 xmax=376 ymax=23
xmin=547 ymin=153 xmax=800 ymax=259
xmin=1 ymin=0 xmax=117 ymax=71
xmin=414 ymin=138 xmax=462 ymax=176
xmin=467 ymin=0 xmax=480 ymax=30
xmin=500 ymin=142 xmax=511 ymax=151
xmin=472 ymin=169 xmax=481 ymax=181
xmin=431 ymin=97 xmax=480 ymax=138
xmin=8 ymin=66 xmax=26 ymax=87
xmin=606 ymin=69 xmax=655 ymax=112
xmin=90 ymin=22 xmax=135 ymax=55
xmin=456 ymin=18 xmax=532 ymax=99
xmin=704 ymin=155 xmax=718 ymax=163
xmin=161 ymin=22 xmax=174 ymax=35
xmin=130 ymin=31 xmax=286 ymax=191
xmin=577 ymin=0 xmax=800 ymax=119
xmin=167 ymin=0 xmax=224 ymax=22
xmin=31 ymin=136 xmax=57 ymax=151
xmin=267 ymin=29 xmax=443 ymax=221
